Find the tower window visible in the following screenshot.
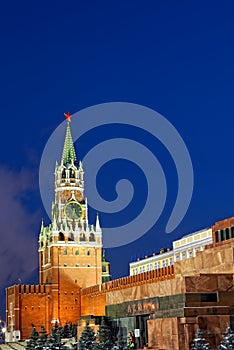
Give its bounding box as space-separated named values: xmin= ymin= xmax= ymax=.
xmin=80 ymin=233 xmax=85 ymax=241
xmin=89 ymin=233 xmax=95 ymax=242
xmin=63 ymin=249 xmax=67 ymax=255
xmin=59 ymin=232 xmax=65 ymax=241
xmin=75 ymin=249 xmax=79 ymax=255
xmin=226 ymin=227 xmax=231 ymax=239
xmin=62 ymin=169 xmax=66 ymax=178
xmin=231 ymin=226 xmax=234 ymax=238
xmin=68 ymin=233 xmax=74 ymax=241
xmin=87 ymin=250 xmax=90 ymax=256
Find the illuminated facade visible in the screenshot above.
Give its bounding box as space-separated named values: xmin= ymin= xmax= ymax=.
xmin=6 ymin=116 xmax=110 ymax=340
xmin=129 ymin=228 xmax=212 ymax=276
xmin=81 ymin=219 xmax=234 ymax=349
xmin=5 ymin=117 xmax=234 ymax=349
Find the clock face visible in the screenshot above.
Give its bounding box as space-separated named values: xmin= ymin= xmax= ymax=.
xmin=64 ymin=201 xmax=83 ymax=221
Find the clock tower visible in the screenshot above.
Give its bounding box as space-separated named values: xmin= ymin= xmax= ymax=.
xmin=38 ymin=114 xmax=103 ymax=324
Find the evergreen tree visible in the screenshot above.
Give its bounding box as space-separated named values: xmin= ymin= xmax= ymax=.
xmin=44 ymin=326 xmax=62 ymax=350
xmin=218 ymin=327 xmax=234 ymax=350
xmin=58 ymin=325 xmax=64 ymax=339
xmin=79 ymin=322 xmax=96 ymax=350
xmin=96 ymin=317 xmax=114 ymax=350
xmin=71 ymin=323 xmax=77 ymax=339
xmin=190 ymin=329 xmax=210 ymax=350
xmin=63 ymin=322 xmax=72 ymax=338
xmin=35 ymin=325 xmax=47 ymax=349
xmin=26 ymin=327 xmax=39 ymax=350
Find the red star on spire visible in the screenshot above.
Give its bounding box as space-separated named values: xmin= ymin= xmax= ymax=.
xmin=64 ymin=112 xmax=71 ymax=121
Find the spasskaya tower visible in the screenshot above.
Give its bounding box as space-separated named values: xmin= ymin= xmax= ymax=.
xmin=39 ymin=113 xmax=103 ymax=290
xmin=6 ymin=114 xmax=110 ymax=339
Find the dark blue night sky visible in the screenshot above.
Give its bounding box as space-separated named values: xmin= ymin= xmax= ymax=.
xmin=0 ymin=1 xmax=234 ymax=318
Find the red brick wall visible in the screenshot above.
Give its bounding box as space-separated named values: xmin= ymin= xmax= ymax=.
xmin=6 ymin=284 xmax=82 ymax=339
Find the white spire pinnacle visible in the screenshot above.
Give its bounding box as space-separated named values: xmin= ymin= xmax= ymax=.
xmin=95 ymin=212 xmax=101 ymax=231
xmin=52 ymin=215 xmax=57 ymax=231
xmin=40 ymin=219 xmax=44 ymax=233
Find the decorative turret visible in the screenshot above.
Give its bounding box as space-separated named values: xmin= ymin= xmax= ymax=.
xmin=102 ymin=250 xmax=111 ymax=283
xmin=96 ymin=212 xmax=101 ymax=232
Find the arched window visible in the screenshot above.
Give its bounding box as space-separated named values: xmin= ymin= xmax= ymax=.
xmin=70 ymin=169 xmax=75 ymax=178
xmin=68 ymin=233 xmax=74 ymax=241
xmin=62 ymin=169 xmax=66 ymax=178
xmin=80 ymin=233 xmax=85 ymax=241
xmin=63 ymin=249 xmax=67 ymax=255
xmin=89 ymin=233 xmax=95 ymax=242
xmin=87 ymin=249 xmax=90 ymax=256
xmin=231 ymin=226 xmax=234 ymax=239
xmin=58 ymin=232 xmax=65 ymax=241
xmin=75 ymin=250 xmax=79 ymax=256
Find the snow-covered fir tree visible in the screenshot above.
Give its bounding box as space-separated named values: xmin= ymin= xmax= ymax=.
xmin=96 ymin=317 xmax=114 ymax=350
xmin=44 ymin=325 xmax=62 ymax=350
xmin=218 ymin=327 xmax=234 ymax=350
xmin=190 ymin=329 xmax=210 ymax=350
xmin=26 ymin=327 xmax=39 ymax=350
xmin=35 ymin=325 xmax=48 ymax=350
xmin=79 ymin=322 xmax=96 ymax=350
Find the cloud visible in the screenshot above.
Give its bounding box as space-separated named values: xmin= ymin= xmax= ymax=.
xmin=0 ymin=166 xmax=41 ymax=293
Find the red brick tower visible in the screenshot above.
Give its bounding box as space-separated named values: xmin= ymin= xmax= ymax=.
xmin=38 ymin=113 xmax=102 ymax=325
xmin=6 ymin=114 xmax=103 ymax=339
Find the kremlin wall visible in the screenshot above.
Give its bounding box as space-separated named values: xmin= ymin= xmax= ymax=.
xmin=5 ymin=117 xmax=234 ymax=350
xmin=78 ymin=223 xmax=234 ymax=349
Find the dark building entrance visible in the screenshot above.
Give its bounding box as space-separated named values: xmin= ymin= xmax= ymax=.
xmin=135 ymin=314 xmax=149 ymax=348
